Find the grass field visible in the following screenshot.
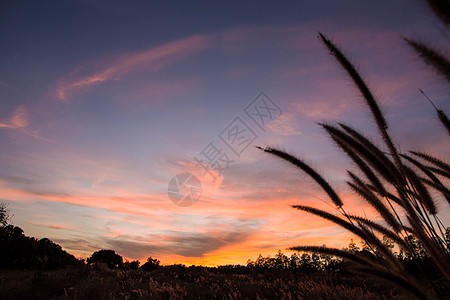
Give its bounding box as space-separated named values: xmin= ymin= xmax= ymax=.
xmin=0 ymin=265 xmax=409 ymax=300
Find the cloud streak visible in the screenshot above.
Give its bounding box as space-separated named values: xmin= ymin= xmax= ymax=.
xmin=0 ymin=105 xmax=29 ymax=129
xmin=55 ymin=34 xmax=211 ymax=102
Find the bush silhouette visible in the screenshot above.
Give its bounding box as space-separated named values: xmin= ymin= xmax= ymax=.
xmin=87 ymin=249 xmax=123 ymax=269
xmin=141 ymin=257 xmax=160 ymax=271
xmin=124 ymin=260 xmax=140 ymax=270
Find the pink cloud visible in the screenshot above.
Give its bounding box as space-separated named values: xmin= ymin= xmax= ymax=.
xmin=269 ymin=23 xmax=445 ymax=120
xmin=104 ymin=231 xmax=125 ymax=237
xmin=24 ymin=219 xmax=76 ymax=230
xmin=55 ymin=34 xmax=211 ymax=102
xmin=49 ymin=224 xmax=70 ymax=229
xmin=0 ymin=105 xmax=51 ymax=141
xmin=0 ymin=105 xmax=28 ymax=129
xmin=266 ymin=113 xmax=302 ymax=136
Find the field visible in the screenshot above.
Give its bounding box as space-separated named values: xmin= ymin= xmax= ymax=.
xmin=0 ymin=265 xmax=409 ymax=300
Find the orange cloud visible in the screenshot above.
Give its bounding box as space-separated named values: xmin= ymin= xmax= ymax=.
xmin=49 ymin=224 xmax=70 ymax=229
xmin=55 ymin=34 xmax=211 ymax=102
xmin=26 ymin=219 xmax=75 ymax=230
xmin=3 ymin=166 xmax=433 ymax=266
xmin=0 ymin=169 xmax=361 ymax=262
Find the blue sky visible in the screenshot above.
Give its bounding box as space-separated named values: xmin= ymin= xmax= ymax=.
xmin=0 ymin=0 xmax=449 ymax=265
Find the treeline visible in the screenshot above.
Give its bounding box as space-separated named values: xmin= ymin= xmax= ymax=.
xmin=244 ymin=234 xmax=450 ymax=283
xmin=2 ymin=222 xmax=448 ymax=276
xmin=0 ymin=223 xmax=161 ymax=271
xmin=246 ymin=249 xmax=340 ymax=273
xmin=0 ymin=221 xmax=339 ymax=273
xmin=86 ymin=249 xmax=161 ymax=271
xmin=1 ymin=203 xmax=448 ymax=276
xmin=0 ymin=225 xmax=79 ymax=270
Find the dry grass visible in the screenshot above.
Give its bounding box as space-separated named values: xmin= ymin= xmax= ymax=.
xmin=0 ymin=266 xmax=410 ymax=300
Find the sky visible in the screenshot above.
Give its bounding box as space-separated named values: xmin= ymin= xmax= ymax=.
xmin=0 ymin=0 xmax=449 ymax=266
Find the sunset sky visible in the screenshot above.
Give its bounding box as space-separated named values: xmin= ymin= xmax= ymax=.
xmin=1 ymin=0 xmax=449 ymax=266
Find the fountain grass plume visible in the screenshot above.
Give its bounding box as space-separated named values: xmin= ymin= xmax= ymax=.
xmin=425 ymin=0 xmax=450 ymax=26
xmin=256 ymin=146 xmax=343 ymax=208
xmin=404 ymin=38 xmax=450 ymax=83
xmin=258 ymin=8 xmax=450 ymax=297
xmin=347 ymin=172 xmax=403 ymax=232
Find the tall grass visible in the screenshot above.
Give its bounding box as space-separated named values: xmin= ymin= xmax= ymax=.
xmin=0 ymin=267 xmax=410 ymax=300
xmin=258 ymin=1 xmax=450 ymax=299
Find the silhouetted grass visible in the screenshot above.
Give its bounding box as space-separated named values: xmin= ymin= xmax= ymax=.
xmin=0 ymin=266 xmax=410 ymax=300
xmin=258 ymin=1 xmax=450 ymax=299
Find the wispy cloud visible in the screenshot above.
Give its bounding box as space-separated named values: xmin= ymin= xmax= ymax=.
xmin=28 ymin=220 xmax=75 ymax=230
xmin=0 ymin=166 xmax=362 ymax=265
xmin=266 ymin=113 xmax=302 ymax=136
xmin=0 ymin=105 xmax=51 ymax=141
xmin=55 ymin=34 xmax=211 ymax=102
xmin=0 ymin=105 xmax=28 ymax=129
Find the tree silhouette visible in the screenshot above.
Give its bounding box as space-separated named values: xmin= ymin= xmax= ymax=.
xmin=246 ymin=250 xmax=338 ymax=273
xmin=87 ymin=249 xmax=123 ymax=269
xmin=0 ymin=224 xmax=78 ymax=270
xmin=141 ymin=257 xmax=160 ymax=271
xmin=34 ymin=238 xmax=78 ymax=269
xmin=124 ymin=260 xmax=140 ymax=270
xmin=0 ymin=202 xmax=12 ymax=227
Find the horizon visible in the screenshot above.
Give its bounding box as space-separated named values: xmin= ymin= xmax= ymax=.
xmin=1 ymin=0 xmax=449 ymax=267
